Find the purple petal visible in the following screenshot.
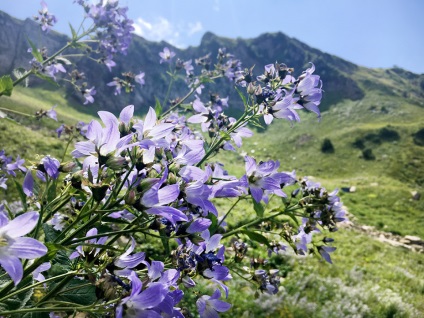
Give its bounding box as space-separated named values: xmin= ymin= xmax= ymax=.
xmin=148 ymin=261 xmax=164 ymax=280
xmin=179 ymin=166 xmax=208 ymax=183
xmin=250 ymin=186 xmax=263 ymax=203
xmin=205 ymin=234 xmax=222 ymax=253
xmin=244 ymin=156 xmax=257 ymax=175
xmin=148 ymin=123 xmax=174 ymax=140
xmin=132 ymin=283 xmax=167 ymax=309
xmin=23 ymin=171 xmax=34 ymax=197
xmin=144 ymin=107 xmax=157 ymax=131
xmin=72 ymin=141 xmax=96 ymax=157
xmin=115 ymin=252 xmax=145 ymax=269
xmin=209 ymin=299 xmax=232 ymax=312
xmin=1 ymin=211 xmax=39 ymax=237
xmin=86 ymin=120 xmax=103 ymax=142
xmin=187 ymin=218 xmax=212 ymax=234
xmin=157 ymin=184 xmax=180 ymax=206
xmin=129 ymin=270 xmax=143 ymax=298
xmin=9 ymin=237 xmax=47 ymax=259
xmin=0 ymin=255 xmax=23 ymax=285
xmin=146 ymin=206 xmax=188 ymax=225
xmin=119 ymin=105 xmax=134 ymax=124
xmin=203 ymin=265 xmax=229 ymax=280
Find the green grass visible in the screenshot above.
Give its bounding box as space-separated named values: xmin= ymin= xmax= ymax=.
xmin=1 ymin=83 xmax=424 ymax=317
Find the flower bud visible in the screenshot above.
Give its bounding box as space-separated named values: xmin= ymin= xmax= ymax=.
xmin=247 ymin=82 xmax=256 ymax=95
xmin=59 ymin=161 xmax=76 ymax=173
xmin=106 ymin=156 xmax=127 ymax=170
xmin=124 ymin=189 xmax=137 ymax=205
xmin=91 ymin=184 xmax=110 ymax=202
xmin=71 ymin=170 xmax=83 ymax=189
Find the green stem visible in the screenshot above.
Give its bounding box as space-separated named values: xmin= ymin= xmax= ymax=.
xmin=0 ymin=271 xmax=78 ymax=303
xmin=223 ymin=204 xmax=301 ymax=239
xmin=162 ymin=69 xmax=176 ymax=107
xmin=0 ymin=107 xmax=35 ymax=118
xmin=36 ymin=275 xmax=75 ymax=305
xmin=61 ymin=135 xmax=74 ymax=162
xmin=217 ymin=198 xmax=241 ymax=230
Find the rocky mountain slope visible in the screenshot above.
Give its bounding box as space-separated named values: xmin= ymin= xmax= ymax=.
xmin=1 ymin=10 xmax=423 ymax=114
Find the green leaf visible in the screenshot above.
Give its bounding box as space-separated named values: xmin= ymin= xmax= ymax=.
xmin=242 ymin=230 xmax=270 ymax=247
xmin=34 ymin=73 xmax=59 ymax=87
xmin=235 ymin=86 xmax=247 ymax=106
xmin=54 ymin=279 xmax=96 ymax=306
xmin=13 ymin=180 xmax=28 ymax=212
xmin=0 ymin=275 xmax=33 ymax=311
xmin=207 ymin=212 xmax=219 ymax=235
xmin=69 ymin=22 xmax=77 ymax=39
xmin=0 ymin=75 xmax=14 ymax=96
xmin=155 ymin=98 xmax=163 ymax=116
xmin=219 ymin=131 xmax=231 ymax=141
xmin=43 ymin=224 xmax=60 ymax=242
xmin=26 ymin=37 xmax=43 ymax=62
xmin=253 ymin=199 xmax=264 ymax=217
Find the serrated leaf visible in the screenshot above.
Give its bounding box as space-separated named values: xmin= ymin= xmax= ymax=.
xmin=253 ymin=199 xmax=264 ymax=217
xmin=69 ymin=22 xmax=77 ymax=39
xmin=26 ymin=37 xmax=43 ymax=62
xmin=43 ymin=224 xmax=60 ymax=242
xmin=0 ymin=75 xmax=14 ymax=96
xmin=242 ymin=230 xmax=270 ymax=247
xmin=0 ymin=275 xmax=33 ymax=311
xmin=55 ymin=279 xmax=96 ymax=306
xmin=155 ymin=97 xmax=162 ymax=116
xmin=13 ymin=180 xmax=28 ymax=212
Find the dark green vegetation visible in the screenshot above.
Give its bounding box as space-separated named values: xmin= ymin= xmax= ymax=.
xmin=1 ymin=9 xmax=424 ymax=317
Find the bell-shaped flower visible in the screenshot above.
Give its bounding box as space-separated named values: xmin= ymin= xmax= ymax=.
xmin=196 ymin=289 xmax=231 ymax=318
xmin=114 ymin=237 xmax=145 ymax=276
xmin=0 ymin=211 xmax=48 ymax=285
xmin=140 ymin=171 xmax=187 ymax=226
xmin=116 ymin=271 xmax=168 ymax=318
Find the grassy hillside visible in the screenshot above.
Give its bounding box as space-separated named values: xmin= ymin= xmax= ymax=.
xmin=1 ymin=82 xmax=423 ymax=317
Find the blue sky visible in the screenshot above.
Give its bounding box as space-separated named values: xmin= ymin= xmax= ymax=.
xmin=1 ymin=0 xmax=423 ymax=73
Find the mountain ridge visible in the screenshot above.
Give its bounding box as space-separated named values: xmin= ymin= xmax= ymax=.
xmin=0 ymin=10 xmax=423 ymax=114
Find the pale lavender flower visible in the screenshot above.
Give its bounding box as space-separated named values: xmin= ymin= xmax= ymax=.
xmin=33 ymin=262 xmax=51 ymax=282
xmin=45 ymin=63 xmax=66 ymax=80
xmin=0 ymin=211 xmax=48 ymax=285
xmin=23 ymin=170 xmax=34 ymax=197
xmin=114 ymin=237 xmax=145 ymax=275
xmin=69 ymin=228 xmax=108 ymax=259
xmin=116 ymin=271 xmax=168 ymax=318
xmin=46 ymin=104 xmax=58 ymax=121
xmin=196 ymin=289 xmax=231 ymax=318
xmin=56 ymin=124 xmax=64 ymax=138
xmin=41 ymin=156 xmax=60 ymax=179
xmin=34 ymin=1 xmax=57 ymax=32
xmin=104 ymin=58 xmax=116 ymax=71
xmin=159 ymin=47 xmax=176 ymax=64
xmin=107 ymin=79 xmax=122 ymax=95
xmin=83 ymin=87 xmax=96 ymax=105
xmin=135 ymin=72 xmax=145 ymax=86
xmin=297 ymin=63 xmax=322 ymax=119
xmin=318 ymin=245 xmax=337 ymax=264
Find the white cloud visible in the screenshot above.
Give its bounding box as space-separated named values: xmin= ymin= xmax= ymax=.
xmin=213 ymin=0 xmax=220 ymax=12
xmin=132 ymin=17 xmax=203 ymax=48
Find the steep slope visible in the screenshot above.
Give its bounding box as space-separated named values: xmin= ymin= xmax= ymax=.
xmin=2 ymin=10 xmax=423 ymax=115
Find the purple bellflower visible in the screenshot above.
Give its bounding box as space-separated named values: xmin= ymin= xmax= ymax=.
xmin=159 ymin=47 xmax=176 ymax=64
xmin=116 ymin=271 xmax=168 ymax=318
xmin=196 ymin=289 xmax=231 ymax=318
xmin=0 ymin=212 xmax=48 ymax=285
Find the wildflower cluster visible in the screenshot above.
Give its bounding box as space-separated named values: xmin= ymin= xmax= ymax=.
xmin=0 ymin=2 xmax=348 ymax=317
